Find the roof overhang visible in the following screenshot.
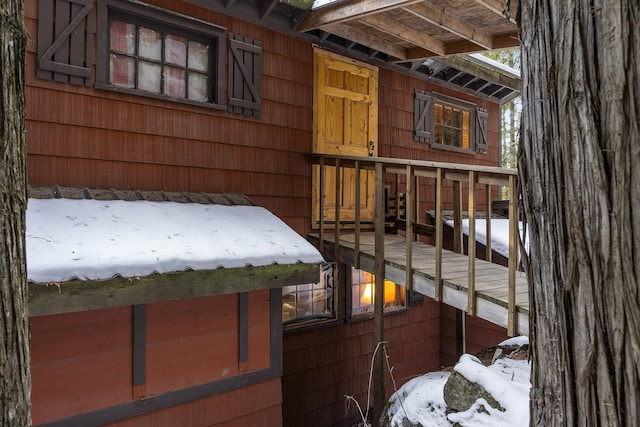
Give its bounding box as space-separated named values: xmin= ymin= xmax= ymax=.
xmin=27 ymin=187 xmax=324 ymax=316
xmin=187 ymin=0 xmax=520 ymax=102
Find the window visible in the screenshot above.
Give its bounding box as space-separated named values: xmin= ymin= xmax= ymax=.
xmin=434 ymin=101 xmax=471 ymax=149
xmin=283 ymin=263 xmax=335 ymax=326
xmin=414 ymin=90 xmax=488 ymax=153
xmin=96 ymin=0 xmax=226 ymax=108
xmin=109 ymin=19 xmax=211 ymax=101
xmin=350 ymin=267 xmax=406 ymax=316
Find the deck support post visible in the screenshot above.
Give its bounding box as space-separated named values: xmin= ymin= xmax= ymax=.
xmin=435 ymin=168 xmax=444 ymax=301
xmin=354 ymin=161 xmax=361 ymax=269
xmin=373 ymin=161 xmax=385 ymax=426
xmin=485 ymin=184 xmax=492 ymax=262
xmin=468 ymin=171 xmax=477 ymax=316
xmin=507 ymin=175 xmax=518 ymax=336
xmin=334 ymin=158 xmax=341 ymax=268
xmin=405 ymin=165 xmax=413 ymax=291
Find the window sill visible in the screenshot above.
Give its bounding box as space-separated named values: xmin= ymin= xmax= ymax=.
xmin=429 ymin=142 xmax=479 ymax=155
xmin=348 ymin=306 xmax=410 ymax=322
xmin=283 ymin=317 xmax=342 ymax=334
xmin=95 ymin=83 xmax=228 ymax=111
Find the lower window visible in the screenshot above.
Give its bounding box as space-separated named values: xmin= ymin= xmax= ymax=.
xmin=350 ymin=267 xmax=406 ymax=316
xmin=282 ymin=263 xmax=335 ymax=326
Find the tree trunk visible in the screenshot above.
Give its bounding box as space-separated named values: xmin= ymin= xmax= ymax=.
xmin=518 ymin=0 xmax=640 ymax=425
xmin=0 ymin=0 xmax=31 ymax=424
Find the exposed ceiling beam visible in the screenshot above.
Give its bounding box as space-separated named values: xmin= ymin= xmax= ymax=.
xmin=324 ymin=23 xmax=407 ymax=60
xmin=472 ymin=0 xmax=517 ymax=23
xmin=298 ymin=0 xmax=422 ymax=32
xmin=403 ymin=3 xmax=494 ymax=50
xmin=360 ymin=14 xmax=446 ymax=56
xmin=436 ymin=54 xmax=521 ymax=91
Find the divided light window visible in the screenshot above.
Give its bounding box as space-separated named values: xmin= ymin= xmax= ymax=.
xmin=351 ymin=267 xmax=406 ymax=317
xmin=96 ymin=0 xmax=226 ymax=108
xmin=434 ymin=101 xmax=471 ymax=149
xmin=109 ymin=18 xmax=211 ymax=102
xmin=283 ymin=263 xmax=335 ymax=327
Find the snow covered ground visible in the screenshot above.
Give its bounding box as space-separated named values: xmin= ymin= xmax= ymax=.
xmin=385 ymin=336 xmax=530 ymax=427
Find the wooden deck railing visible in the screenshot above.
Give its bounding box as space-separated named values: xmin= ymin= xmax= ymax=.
xmin=308 ymin=153 xmax=522 ymax=336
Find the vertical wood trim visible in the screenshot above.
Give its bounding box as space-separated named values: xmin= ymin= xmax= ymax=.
xmin=238 ymin=292 xmax=249 ymax=366
xmin=54 ymin=0 xmax=71 ymax=83
xmin=405 ymin=165 xmax=413 ymax=291
xmin=485 ymin=184 xmax=492 ymax=262
xmin=354 ymin=161 xmax=361 ymax=269
xmin=507 ymin=175 xmax=517 ymax=336
xmin=132 ymin=304 xmax=146 ymax=398
xmin=37 ymin=0 xmax=54 ymax=81
xmin=270 ymin=288 xmax=283 ymax=376
xmin=453 ymin=181 xmax=463 ymax=253
xmin=318 ymin=159 xmax=325 ymax=253
xmin=334 ymin=159 xmax=341 ymax=265
xmin=435 ymin=168 xmax=444 ymax=301
xmin=467 ymin=171 xmax=477 ymax=316
xmin=373 ymin=161 xmax=385 ymax=423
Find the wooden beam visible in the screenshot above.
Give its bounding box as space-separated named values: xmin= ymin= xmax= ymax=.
xmin=360 ymin=14 xmax=446 ymax=56
xmin=324 ymin=23 xmax=407 ymax=60
xmin=299 ymin=0 xmax=421 ymax=32
xmin=28 ymin=263 xmax=320 ymax=317
xmin=472 ymin=0 xmax=517 ymax=23
xmin=403 ymin=3 xmax=494 ymax=50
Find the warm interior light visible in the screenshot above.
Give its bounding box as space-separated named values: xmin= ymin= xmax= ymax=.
xmin=360 ymin=283 xmax=373 ymax=305
xmin=384 ymin=280 xmax=396 ymax=304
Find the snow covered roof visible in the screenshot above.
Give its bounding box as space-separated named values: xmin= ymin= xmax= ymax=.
xmin=26 ymin=187 xmax=324 ymax=284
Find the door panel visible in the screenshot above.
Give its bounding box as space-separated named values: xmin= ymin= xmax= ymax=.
xmin=313 ymin=49 xmax=378 ymax=226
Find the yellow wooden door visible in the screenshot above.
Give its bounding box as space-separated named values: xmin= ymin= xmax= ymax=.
xmin=313 ymin=49 xmax=378 ymax=226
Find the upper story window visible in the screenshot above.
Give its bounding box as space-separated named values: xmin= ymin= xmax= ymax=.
xmin=350 ymin=267 xmax=406 ymax=317
xmin=96 ymin=0 xmax=226 ymax=109
xmin=434 ymin=100 xmax=471 ymax=149
xmin=109 ymin=19 xmax=212 ymax=102
xmin=414 ymin=90 xmax=488 ymax=154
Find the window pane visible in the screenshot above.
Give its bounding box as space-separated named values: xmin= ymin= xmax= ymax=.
xmin=452 ymin=110 xmax=462 ymax=129
xmin=110 ymin=21 xmax=135 ymax=54
xmin=283 ymin=264 xmax=335 ymax=326
xmin=188 ymin=41 xmax=209 ymax=72
xmin=163 ymin=66 xmax=185 ymax=98
xmin=139 ymin=27 xmax=161 ymax=60
xmin=165 ymin=34 xmax=187 ymax=66
xmin=188 ymin=72 xmax=209 ymax=102
xmin=462 ymin=130 xmax=470 ymax=149
xmin=443 ymin=106 xmax=452 ymax=126
xmin=434 ymin=104 xmax=443 ymax=125
xmin=109 ymin=54 xmax=135 ymax=87
xmin=463 ymin=111 xmax=470 ymax=131
xmin=138 ymin=61 xmax=161 ymax=93
xmin=435 ymin=124 xmax=443 ymax=144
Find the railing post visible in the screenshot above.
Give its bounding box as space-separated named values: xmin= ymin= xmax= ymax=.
xmin=318 ymin=158 xmax=325 ymax=253
xmin=334 ymin=158 xmax=341 ymax=266
xmin=485 ymin=183 xmax=492 ymax=262
xmin=508 ymin=174 xmax=518 ymax=336
xmin=468 ymin=171 xmax=477 ymax=316
xmin=354 ymin=160 xmax=361 ymax=269
xmin=435 ymin=168 xmax=443 ymax=302
xmin=405 ymin=165 xmax=413 ymax=291
xmin=452 ymin=181 xmax=463 ymax=254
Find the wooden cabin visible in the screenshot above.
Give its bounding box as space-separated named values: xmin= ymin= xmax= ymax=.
xmin=24 ymin=0 xmax=522 ymax=425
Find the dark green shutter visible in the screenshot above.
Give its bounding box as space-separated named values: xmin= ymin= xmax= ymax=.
xmin=228 ymin=34 xmax=262 ymax=117
xmin=414 ymin=89 xmax=433 ymax=143
xmin=37 ymin=0 xmax=94 ymax=86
